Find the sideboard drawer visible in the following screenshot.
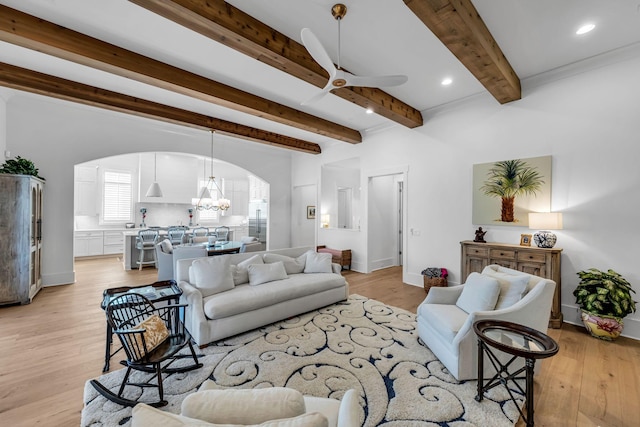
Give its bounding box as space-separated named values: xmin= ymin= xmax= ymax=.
xmin=468 ymin=247 xmax=488 ymax=257
xmin=518 ymin=251 xmax=546 ymax=263
xmin=489 ymin=249 xmax=516 ymax=260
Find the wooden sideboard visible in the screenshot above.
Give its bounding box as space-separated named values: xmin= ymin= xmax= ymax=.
xmin=460 ymin=240 xmax=563 ymax=328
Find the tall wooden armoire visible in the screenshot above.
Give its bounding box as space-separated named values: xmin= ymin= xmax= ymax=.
xmin=0 ymin=174 xmax=44 ymax=305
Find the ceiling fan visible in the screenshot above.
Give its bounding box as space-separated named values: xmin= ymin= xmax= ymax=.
xmin=300 ymin=3 xmax=408 ymax=106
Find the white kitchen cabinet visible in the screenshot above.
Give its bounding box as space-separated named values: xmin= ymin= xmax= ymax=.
xmin=103 ymin=231 xmax=124 ymax=255
xmin=74 ymin=165 xmax=98 ymax=216
xmin=74 ymin=231 xmax=104 ymax=257
xmin=234 ymin=225 xmax=249 ymax=240
xmin=138 ymin=153 xmax=198 ymax=204
xmin=225 ymin=180 xmax=249 ymax=216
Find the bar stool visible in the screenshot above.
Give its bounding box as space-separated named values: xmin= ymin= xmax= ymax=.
xmin=167 ymin=227 xmax=186 ymax=245
xmin=214 ymin=226 xmax=230 ymax=242
xmin=136 ymin=229 xmax=159 ymax=270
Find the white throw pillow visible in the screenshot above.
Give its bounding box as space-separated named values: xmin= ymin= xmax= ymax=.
xmin=247 ymin=261 xmax=288 ymax=286
xmin=181 ymin=388 xmax=306 ymax=425
xmin=455 ymin=272 xmax=500 ymax=314
xmin=232 ymin=254 xmax=264 ymax=285
xmin=263 ymin=253 xmax=306 ymax=275
xmin=191 ymin=257 xmax=234 ymax=298
xmin=304 ymin=251 xmax=332 ymax=273
xmin=159 ymin=239 xmax=173 ymax=254
xmin=491 ymin=273 xmax=530 ymax=310
xmin=132 ymin=403 xmax=219 ymax=426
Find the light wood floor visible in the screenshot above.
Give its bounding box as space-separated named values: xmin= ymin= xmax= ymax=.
xmin=1 ymin=257 xmax=638 ymax=426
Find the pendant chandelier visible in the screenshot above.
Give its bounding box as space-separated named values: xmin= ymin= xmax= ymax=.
xmin=145 ymin=152 xmax=163 ymax=197
xmin=192 ymin=130 xmax=230 ymax=211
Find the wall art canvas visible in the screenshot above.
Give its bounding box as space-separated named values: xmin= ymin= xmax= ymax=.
xmin=472 ymin=155 xmax=551 ymax=227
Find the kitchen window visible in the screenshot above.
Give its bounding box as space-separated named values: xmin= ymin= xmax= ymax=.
xmin=103 ymin=170 xmax=132 ymax=222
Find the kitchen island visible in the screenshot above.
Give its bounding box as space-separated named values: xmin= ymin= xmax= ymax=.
xmin=122 ymin=226 xmax=248 ymax=270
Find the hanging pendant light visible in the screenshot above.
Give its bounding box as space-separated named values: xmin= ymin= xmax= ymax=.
xmin=145 ymin=152 xmax=163 ymax=197
xmin=192 ymin=131 xmax=230 ymax=211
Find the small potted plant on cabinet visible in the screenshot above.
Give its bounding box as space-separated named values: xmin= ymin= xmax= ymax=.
xmin=573 ymin=268 xmax=636 ymax=340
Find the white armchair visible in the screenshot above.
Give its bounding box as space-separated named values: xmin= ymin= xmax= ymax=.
xmin=131 ymin=381 xmax=361 ymax=427
xmin=416 ymin=265 xmax=556 ymax=381
xmin=155 ymin=240 xmax=174 ymax=281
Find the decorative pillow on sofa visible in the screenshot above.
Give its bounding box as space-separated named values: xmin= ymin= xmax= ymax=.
xmin=132 ymin=314 xmax=169 ymax=353
xmin=247 ymin=261 xmax=288 ymax=286
xmin=482 ymin=270 xmax=530 ymax=310
xmin=456 ymin=272 xmax=500 ymax=314
xmin=231 ymin=254 xmax=264 ymax=285
xmin=263 ymin=253 xmax=306 ymax=275
xmin=181 ymin=387 xmax=306 ymax=425
xmin=191 ymin=257 xmax=235 ymax=298
xmin=304 ymin=251 xmax=332 ymax=273
xmin=159 ymin=239 xmax=173 ymax=254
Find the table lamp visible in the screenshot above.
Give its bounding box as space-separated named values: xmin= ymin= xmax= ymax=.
xmin=528 ymin=212 xmax=563 ymax=248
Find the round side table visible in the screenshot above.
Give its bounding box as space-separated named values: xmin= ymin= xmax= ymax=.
xmin=473 ymin=320 xmax=559 ymax=427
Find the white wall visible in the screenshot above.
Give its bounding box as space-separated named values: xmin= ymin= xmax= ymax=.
xmin=292 ymin=47 xmax=640 ymax=340
xmin=368 ymin=174 xmax=398 ymax=270
xmin=0 ymin=91 xmax=7 ymax=161
xmin=7 ymin=94 xmax=293 ymax=286
xmin=291 ymin=184 xmax=317 ymax=248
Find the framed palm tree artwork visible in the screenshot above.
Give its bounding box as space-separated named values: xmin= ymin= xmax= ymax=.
xmin=472 ymin=156 xmax=551 ymax=227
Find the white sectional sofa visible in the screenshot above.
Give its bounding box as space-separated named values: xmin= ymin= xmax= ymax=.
xmin=176 ymin=246 xmax=349 ymax=347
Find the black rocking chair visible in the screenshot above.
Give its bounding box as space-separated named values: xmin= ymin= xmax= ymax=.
xmin=90 ymin=293 xmax=202 ymax=407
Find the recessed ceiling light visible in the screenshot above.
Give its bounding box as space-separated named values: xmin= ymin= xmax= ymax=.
xmin=441 ymin=78 xmax=453 ymax=86
xmin=365 ymin=108 xmax=374 ymax=114
xmin=576 ymin=23 xmax=595 ymax=35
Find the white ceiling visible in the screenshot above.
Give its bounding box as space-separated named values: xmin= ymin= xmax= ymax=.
xmin=2 ymin=0 xmax=640 ymax=149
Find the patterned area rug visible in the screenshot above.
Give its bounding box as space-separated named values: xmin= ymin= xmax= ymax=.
xmin=82 ymin=294 xmax=524 ymax=426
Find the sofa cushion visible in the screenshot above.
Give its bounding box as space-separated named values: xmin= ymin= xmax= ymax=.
xmin=455 ymin=273 xmax=500 ymax=314
xmin=191 ymin=257 xmax=235 ymax=298
xmin=203 ymin=273 xmax=346 ymax=320
xmin=132 ymin=403 xmax=217 ymax=426
xmin=248 ymin=262 xmax=288 ymax=286
xmin=240 ymin=236 xmax=259 ymax=243
xmin=417 ymin=303 xmax=469 ymax=343
xmin=232 ymin=255 xmax=264 ymax=285
xmin=181 ymin=388 xmax=305 ymax=425
xmin=132 ymin=403 xmax=328 ymax=427
xmin=494 ymin=275 xmax=529 ymax=310
xmin=263 ymin=253 xmax=306 ymax=275
xmin=304 ymin=251 xmax=332 ymax=273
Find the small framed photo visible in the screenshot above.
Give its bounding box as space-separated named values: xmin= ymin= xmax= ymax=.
xmin=520 ymin=234 xmax=532 ymax=246
xmin=307 ymin=206 xmax=316 ymax=219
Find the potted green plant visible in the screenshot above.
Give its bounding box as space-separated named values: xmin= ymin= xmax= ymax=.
xmin=0 ymin=156 xmax=45 ymax=180
xmin=573 ymin=268 xmax=636 ymax=340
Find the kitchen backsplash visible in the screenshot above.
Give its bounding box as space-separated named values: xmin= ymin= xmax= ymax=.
xmin=75 ymin=203 xmax=248 ymax=230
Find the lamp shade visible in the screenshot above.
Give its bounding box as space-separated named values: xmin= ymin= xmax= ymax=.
xmin=145 ymin=181 xmax=163 ymax=197
xmin=528 ymin=212 xmax=563 ymax=230
xmin=529 ymin=212 xmax=563 ymax=248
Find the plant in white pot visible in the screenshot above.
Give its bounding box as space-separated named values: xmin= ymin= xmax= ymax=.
xmin=573 ymin=268 xmax=636 ymax=340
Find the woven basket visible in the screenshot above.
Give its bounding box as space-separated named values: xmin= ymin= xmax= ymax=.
xmin=423 ymin=276 xmax=448 ymax=293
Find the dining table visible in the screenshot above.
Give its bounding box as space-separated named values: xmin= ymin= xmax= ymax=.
xmin=182 ymin=241 xmax=243 ymax=255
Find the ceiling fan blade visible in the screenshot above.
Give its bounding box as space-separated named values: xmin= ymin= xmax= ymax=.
xmin=301 ymin=87 xmax=331 ymax=106
xmin=301 ymin=28 xmax=337 ymax=79
xmin=345 ymin=74 xmax=408 ymax=88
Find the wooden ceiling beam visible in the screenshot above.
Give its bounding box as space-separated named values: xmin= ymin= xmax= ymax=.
xmin=0 ymin=62 xmax=321 ymax=154
xmin=403 ymin=0 xmax=521 ymax=104
xmin=0 ymin=4 xmax=359 ymax=144
xmin=128 ymin=0 xmax=424 ymax=128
